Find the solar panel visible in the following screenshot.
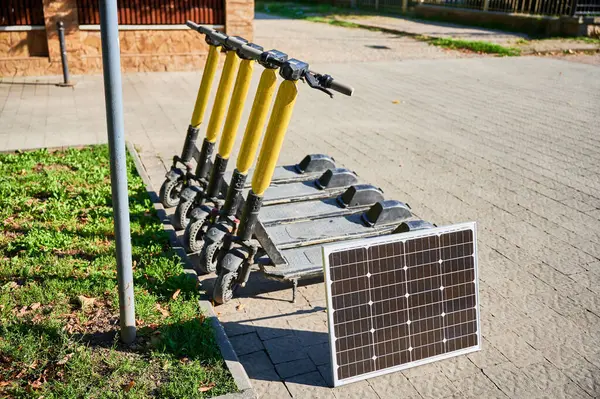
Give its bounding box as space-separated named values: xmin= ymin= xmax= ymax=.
xmin=322 ymin=222 xmax=480 ymax=387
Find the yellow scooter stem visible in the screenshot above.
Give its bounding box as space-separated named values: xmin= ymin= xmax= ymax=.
xmin=206 ymin=51 xmax=241 ymax=143
xmin=190 ymin=44 xmax=220 ymax=128
xmin=251 ymin=80 xmax=299 ymax=196
xmin=236 ymin=68 xmax=278 ymax=175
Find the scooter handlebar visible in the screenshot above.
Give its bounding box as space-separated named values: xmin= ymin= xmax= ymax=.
xmin=186 ymin=20 xmax=354 ymax=96
xmin=328 ymin=79 xmax=354 ymax=97
xmin=186 ymin=20 xmax=228 ymax=45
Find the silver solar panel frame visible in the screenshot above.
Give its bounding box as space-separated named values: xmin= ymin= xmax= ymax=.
xmin=322 ymin=222 xmax=481 ymax=387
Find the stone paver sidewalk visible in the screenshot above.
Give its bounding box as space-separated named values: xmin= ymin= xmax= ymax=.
xmin=2 ymin=16 xmax=600 ymax=399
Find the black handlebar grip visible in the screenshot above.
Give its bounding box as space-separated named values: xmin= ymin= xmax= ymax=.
xmin=240 ymin=44 xmax=264 ymax=59
xmin=186 ymin=20 xmax=200 ymax=30
xmin=186 ymin=20 xmax=226 ymax=42
xmin=329 ymin=80 xmax=354 ymax=96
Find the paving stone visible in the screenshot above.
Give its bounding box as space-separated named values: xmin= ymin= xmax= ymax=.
xmin=559 ymin=359 xmax=600 ymax=398
xmin=318 ymin=364 xmax=334 ymax=388
xmin=452 ymin=370 xmax=503 ymax=397
xmin=486 ymin=331 xmax=545 ymax=368
xmin=541 ymin=344 xmax=588 ymax=370
xmin=251 ymin=313 xmax=296 ymax=342
xmin=570 ymin=289 xmax=600 ymax=315
xmin=275 ymin=358 xmax=317 ymax=379
xmin=229 ymin=332 xmax=264 ymax=357
xmin=438 ymin=356 xmax=481 ymax=382
xmin=289 ymin=312 xmax=329 ymax=347
xmin=570 ymin=271 xmax=600 ymax=295
xmin=332 ymin=379 xmax=380 ymax=399
xmin=306 ymin=342 xmax=332 ymax=366
xmin=408 ymin=372 xmax=458 ymax=398
xmin=545 ymin=382 xmax=595 ymax=399
xmin=401 ymin=362 xmax=443 ymax=379
xmin=522 ymin=360 xmax=571 ymax=391
xmin=467 ymin=338 xmax=509 ymax=369
xmin=285 ymin=371 xmax=336 ymax=399
xmin=367 ymin=372 xmax=422 ymax=399
xmin=239 ymin=350 xmax=275 ymax=378
xmin=250 ymin=367 xmax=292 ymax=399
xmin=263 ymin=335 xmax=308 ymax=364
xmin=218 ymin=310 xmax=257 ymax=337
xmin=483 ymin=362 xmax=546 ymax=398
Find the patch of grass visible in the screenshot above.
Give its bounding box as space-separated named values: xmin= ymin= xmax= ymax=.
xmin=0 ymin=146 xmax=236 ymax=398
xmin=543 ymin=36 xmax=600 ymax=45
xmin=423 ymin=37 xmax=521 ymax=56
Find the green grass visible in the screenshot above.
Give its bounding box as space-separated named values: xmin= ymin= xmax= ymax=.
xmin=0 ymin=146 xmax=236 ymax=398
xmin=423 ymin=37 xmax=522 ymax=56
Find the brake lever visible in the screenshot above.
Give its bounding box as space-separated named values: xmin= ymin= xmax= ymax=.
xmin=303 ymin=72 xmax=333 ymax=98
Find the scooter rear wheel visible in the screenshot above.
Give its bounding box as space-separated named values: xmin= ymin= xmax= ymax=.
xmin=159 ymin=179 xmax=182 ymax=208
xmin=213 ymin=270 xmax=238 ymax=305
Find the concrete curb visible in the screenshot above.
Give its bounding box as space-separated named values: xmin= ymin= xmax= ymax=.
xmin=127 ymin=142 xmax=257 ymax=399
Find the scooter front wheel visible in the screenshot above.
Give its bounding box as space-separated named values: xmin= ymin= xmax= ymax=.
xmin=173 ymin=199 xmax=194 ymax=230
xmin=197 ymin=238 xmax=223 ymax=274
xmin=213 ymin=270 xmax=238 ymax=305
xmin=159 ymin=178 xmax=182 ymax=208
xmin=184 ymin=215 xmax=209 ymax=253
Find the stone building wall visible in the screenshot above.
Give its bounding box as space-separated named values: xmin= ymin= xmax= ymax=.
xmin=0 ymin=0 xmax=253 ymax=77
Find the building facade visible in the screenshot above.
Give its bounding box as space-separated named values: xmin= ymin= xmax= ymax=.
xmin=0 ymin=0 xmax=253 ymax=76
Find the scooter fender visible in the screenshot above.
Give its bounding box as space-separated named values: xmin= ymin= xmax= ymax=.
xmin=204 ymin=223 xmax=229 ymax=244
xmin=220 ymin=248 xmax=248 ymax=273
xmin=189 ymin=207 xmax=210 ymax=223
xmin=179 ymin=185 xmax=203 ymax=202
xmin=165 ymin=168 xmax=184 ymax=181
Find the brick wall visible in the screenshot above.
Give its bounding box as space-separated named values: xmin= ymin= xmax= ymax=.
xmin=0 ymin=0 xmax=253 ymax=76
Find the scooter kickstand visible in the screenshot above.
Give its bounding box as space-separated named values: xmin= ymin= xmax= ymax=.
xmin=291 ymin=279 xmax=298 ymax=303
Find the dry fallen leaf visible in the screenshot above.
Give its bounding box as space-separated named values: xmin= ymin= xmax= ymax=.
xmin=74 ymin=295 xmax=95 ymax=311
xmin=3 ymin=281 xmax=18 ymax=290
xmin=123 ymin=380 xmax=135 ymax=393
xmin=30 ymin=303 xmax=41 ymax=311
xmin=198 ymin=382 xmax=216 ymax=392
xmin=57 ymin=353 xmax=74 ymax=365
xmin=171 ymin=289 xmax=181 ymax=300
xmin=236 ymin=304 xmax=245 ymax=311
xmin=155 ymin=304 xmax=170 ymax=318
xmin=0 ymin=381 xmax=11 ymax=387
xmin=392 ymin=100 xmax=400 ymax=104
xmin=28 ymin=379 xmax=43 ymax=390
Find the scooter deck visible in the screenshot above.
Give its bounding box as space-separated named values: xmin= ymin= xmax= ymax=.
xmin=223 ymin=164 xmax=321 ymax=189
xmin=254 ymin=201 xmax=414 ymax=271
xmin=259 ymin=220 xmax=435 ymax=281
xmin=260 ymin=197 xmax=370 ymax=225
xmin=260 ymin=201 xmax=412 ymax=250
xmin=259 ymin=185 xmax=384 ymax=226
xmin=222 ymin=153 xmax=337 ymax=189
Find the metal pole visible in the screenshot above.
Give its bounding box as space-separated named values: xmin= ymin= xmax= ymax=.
xmin=99 ymin=0 xmax=136 ymax=344
xmin=56 ymin=21 xmax=72 ymax=87
xmin=570 ymin=0 xmax=578 ymax=16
